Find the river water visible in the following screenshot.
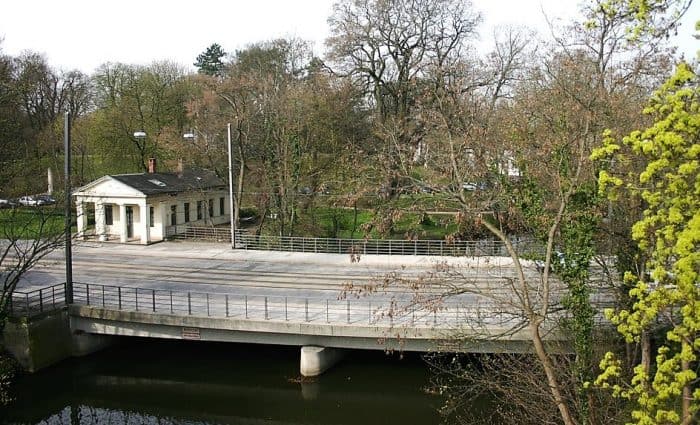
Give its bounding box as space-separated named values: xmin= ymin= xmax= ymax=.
xmin=1 ymin=339 xmax=448 ymax=425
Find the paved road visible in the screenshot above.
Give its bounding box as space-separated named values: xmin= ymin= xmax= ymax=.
xmin=21 ymin=241 xmax=526 ymax=297
xmin=14 ymin=241 xmax=546 ymax=325
xmin=10 ymin=241 xmax=607 ymax=337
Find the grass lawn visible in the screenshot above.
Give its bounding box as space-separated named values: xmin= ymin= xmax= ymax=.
xmin=0 ymin=207 xmax=68 ymax=239
xmin=273 ymin=206 xmax=458 ymax=240
xmin=392 ymin=192 xmax=462 ymax=211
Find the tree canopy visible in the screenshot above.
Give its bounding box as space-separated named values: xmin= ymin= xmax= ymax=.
xmin=593 ymin=62 xmax=699 ymax=425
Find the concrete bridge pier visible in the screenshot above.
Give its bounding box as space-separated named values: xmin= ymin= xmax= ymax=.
xmin=300 ymin=346 xmax=344 ymax=377
xmin=2 ymin=311 xmax=118 ymax=372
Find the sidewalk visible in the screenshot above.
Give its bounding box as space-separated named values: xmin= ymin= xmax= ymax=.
xmin=72 ymin=240 xmax=518 ymax=270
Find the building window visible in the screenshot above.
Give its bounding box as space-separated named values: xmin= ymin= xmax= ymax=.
xmin=184 ymin=202 xmax=190 ymax=222
xmin=197 ymin=201 xmax=203 ymax=220
xmin=105 ymin=204 xmax=113 ymax=225
xmin=220 ymin=197 xmax=225 ymax=215
xmin=149 ymin=206 xmax=155 ymax=228
xmin=170 ymin=205 xmax=177 ymax=226
xmin=208 ymin=199 xmax=214 ymax=217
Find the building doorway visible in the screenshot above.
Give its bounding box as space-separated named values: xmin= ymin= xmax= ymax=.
xmin=126 ymin=206 xmax=134 ymax=239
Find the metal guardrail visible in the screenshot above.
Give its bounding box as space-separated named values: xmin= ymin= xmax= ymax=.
xmin=9 ymin=283 xmax=67 ymax=318
xmin=238 ymin=234 xmax=537 ymax=256
xmin=10 ymin=282 xmax=612 ymax=330
xmin=72 ymin=282 xmax=524 ymax=329
xmin=165 ymin=225 xmax=231 ymax=241
xmin=165 ymin=225 xmax=542 ymax=257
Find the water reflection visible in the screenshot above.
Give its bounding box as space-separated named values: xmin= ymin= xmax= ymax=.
xmin=1 ymin=339 xmax=443 ymax=425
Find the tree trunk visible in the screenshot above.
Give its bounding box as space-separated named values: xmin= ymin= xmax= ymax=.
xmin=641 ymin=331 xmax=651 ymax=376
xmin=233 ymin=143 xmax=245 ymax=235
xmin=681 ymin=340 xmax=692 ymax=425
xmin=480 ymin=217 xmax=577 ymax=425
xmin=530 ymin=321 xmax=578 ymax=425
xmin=351 ymin=202 xmax=358 ymax=238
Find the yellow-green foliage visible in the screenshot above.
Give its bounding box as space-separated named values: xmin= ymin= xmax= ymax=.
xmin=589 ymin=0 xmax=689 ymax=39
xmin=591 ymin=63 xmax=700 ymax=424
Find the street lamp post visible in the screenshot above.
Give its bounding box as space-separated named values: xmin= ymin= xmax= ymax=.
xmin=64 ymin=112 xmax=73 ymax=304
xmin=226 ymin=124 xmax=236 ymax=249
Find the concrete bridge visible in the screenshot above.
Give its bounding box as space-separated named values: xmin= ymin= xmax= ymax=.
xmin=6 ymin=241 xmax=612 ymax=375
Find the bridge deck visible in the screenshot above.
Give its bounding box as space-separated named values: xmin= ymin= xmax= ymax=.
xmin=14 ymin=241 xmax=613 ymax=353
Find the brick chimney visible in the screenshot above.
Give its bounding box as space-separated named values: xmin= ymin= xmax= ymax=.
xmin=148 ymin=158 xmax=157 ymax=174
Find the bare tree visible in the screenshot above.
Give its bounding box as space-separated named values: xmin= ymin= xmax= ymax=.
xmin=342 ymin=3 xmax=677 ymax=422
xmin=0 ymin=206 xmax=66 ymax=331
xmin=425 ymin=350 xmax=627 ymax=425
xmin=327 ymin=0 xmax=481 ymax=202
xmin=0 ymin=204 xmax=66 ymax=404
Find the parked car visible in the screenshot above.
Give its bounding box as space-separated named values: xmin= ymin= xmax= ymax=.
xmin=36 ymin=194 xmax=56 ymax=205
xmin=18 ymin=194 xmax=57 ymax=206
xmin=462 ymin=182 xmax=489 ymax=191
xmin=19 ymin=195 xmax=45 ymax=206
xmin=0 ymin=197 xmax=17 ymax=208
xmin=418 ymin=184 xmax=435 ymax=194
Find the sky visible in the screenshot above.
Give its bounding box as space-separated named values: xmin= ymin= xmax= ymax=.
xmin=0 ymin=0 xmax=697 ymax=73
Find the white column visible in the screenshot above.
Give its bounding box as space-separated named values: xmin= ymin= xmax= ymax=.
xmin=205 ymin=198 xmax=212 ymax=226
xmin=119 ymin=204 xmax=127 ymax=243
xmin=160 ymin=202 xmax=168 ymax=241
xmin=95 ymin=202 xmax=106 ymax=241
xmin=139 ymin=201 xmax=149 ymax=245
xmin=76 ymin=201 xmax=86 ymax=240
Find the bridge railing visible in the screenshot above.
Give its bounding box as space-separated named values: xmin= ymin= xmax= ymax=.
xmin=9 ymin=283 xmax=67 ymax=318
xmin=238 ymin=234 xmax=512 ymax=256
xmin=71 ymin=282 xmax=538 ymax=329
xmin=166 ymin=228 xmax=543 ymax=257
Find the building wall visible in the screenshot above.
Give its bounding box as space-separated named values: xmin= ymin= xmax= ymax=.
xmin=150 ymin=203 xmax=164 ymax=241
xmin=74 ymin=185 xmax=229 ymax=244
xmin=151 ymin=190 xmax=230 ymax=236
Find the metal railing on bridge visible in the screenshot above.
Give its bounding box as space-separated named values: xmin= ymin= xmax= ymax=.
xmin=8 ymin=283 xmax=67 ymax=318
xmin=10 ymin=282 xmax=613 ymax=330
xmin=165 ymin=225 xmax=543 ymax=257
xmin=71 ymin=282 xmax=526 ymax=329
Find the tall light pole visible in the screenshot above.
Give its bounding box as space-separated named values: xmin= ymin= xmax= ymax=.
xmin=64 ymin=112 xmax=73 ymax=304
xmin=227 ymin=123 xmax=236 ymax=249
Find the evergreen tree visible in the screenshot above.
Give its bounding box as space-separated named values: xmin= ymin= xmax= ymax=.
xmin=194 ymin=43 xmax=227 ymax=76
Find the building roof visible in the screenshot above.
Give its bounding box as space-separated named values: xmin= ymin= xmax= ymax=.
xmin=108 ymin=169 xmax=226 ymax=196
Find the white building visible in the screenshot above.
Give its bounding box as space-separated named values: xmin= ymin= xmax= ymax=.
xmin=72 ymin=164 xmax=229 ymax=245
